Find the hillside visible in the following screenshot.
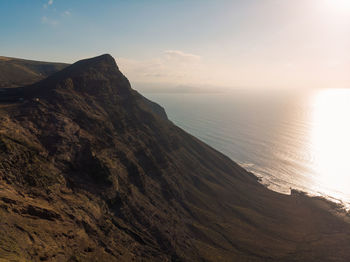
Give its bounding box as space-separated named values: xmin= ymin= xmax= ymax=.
xmin=0 ymin=54 xmax=350 ymax=262
xmin=0 ymin=56 xmax=68 ymax=88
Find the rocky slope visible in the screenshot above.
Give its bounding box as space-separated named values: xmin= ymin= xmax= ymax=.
xmin=0 ymin=56 xmax=67 ymax=88
xmin=0 ymin=54 xmax=350 ymax=262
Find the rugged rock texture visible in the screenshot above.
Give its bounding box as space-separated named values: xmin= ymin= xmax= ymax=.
xmin=0 ymin=54 xmax=350 ymax=262
xmin=0 ymin=56 xmax=68 ymax=88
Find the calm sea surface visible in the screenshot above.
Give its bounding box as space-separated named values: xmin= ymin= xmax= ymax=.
xmin=145 ymin=88 xmax=350 ymax=205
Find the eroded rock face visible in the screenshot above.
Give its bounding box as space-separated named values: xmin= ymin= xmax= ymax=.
xmin=1 ymin=55 xmax=350 ymax=262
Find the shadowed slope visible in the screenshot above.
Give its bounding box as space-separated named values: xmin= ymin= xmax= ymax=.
xmin=0 ymin=56 xmax=68 ymax=88
xmin=0 ymin=55 xmax=350 ymax=261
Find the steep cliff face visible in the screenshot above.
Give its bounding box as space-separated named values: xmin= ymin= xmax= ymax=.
xmin=0 ymin=55 xmax=350 ymax=262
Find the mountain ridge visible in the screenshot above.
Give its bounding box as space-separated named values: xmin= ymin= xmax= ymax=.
xmin=0 ymin=56 xmax=68 ymax=88
xmin=0 ymin=55 xmax=350 ymax=262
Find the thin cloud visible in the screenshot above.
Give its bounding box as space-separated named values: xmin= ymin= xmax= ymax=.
xmin=118 ymin=50 xmax=205 ymax=86
xmin=41 ymin=16 xmax=58 ymax=26
xmin=41 ymin=5 xmax=72 ymax=27
xmin=62 ymin=10 xmax=71 ymax=17
xmin=43 ymin=0 xmax=54 ymax=9
xmin=163 ymin=50 xmax=201 ymax=62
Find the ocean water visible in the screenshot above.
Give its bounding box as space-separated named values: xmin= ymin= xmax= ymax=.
xmin=145 ymin=88 xmax=350 ymax=205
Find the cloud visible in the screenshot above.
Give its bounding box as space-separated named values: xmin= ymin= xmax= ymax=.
xmin=62 ymin=10 xmax=71 ymax=17
xmin=41 ymin=5 xmax=71 ymax=27
xmin=43 ymin=0 xmax=54 ymax=9
xmin=41 ymin=16 xmax=58 ymax=26
xmin=117 ymin=50 xmax=246 ymax=92
xmin=118 ymin=50 xmax=207 ymax=86
xmin=163 ymin=50 xmax=201 ymax=63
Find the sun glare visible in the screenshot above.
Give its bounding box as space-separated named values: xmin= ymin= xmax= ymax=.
xmin=311 ymin=89 xmax=350 ymax=196
xmin=323 ymin=0 xmax=350 ymax=13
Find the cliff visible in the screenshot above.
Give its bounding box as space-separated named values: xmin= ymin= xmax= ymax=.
xmin=0 ymin=54 xmax=350 ymax=262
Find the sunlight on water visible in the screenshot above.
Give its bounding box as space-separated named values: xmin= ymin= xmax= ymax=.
xmin=310 ymin=89 xmax=350 ymax=200
xmin=145 ymin=89 xmax=350 ymax=206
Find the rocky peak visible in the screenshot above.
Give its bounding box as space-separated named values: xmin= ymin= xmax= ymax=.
xmin=74 ymin=54 xmax=118 ymax=69
xmin=22 ymin=54 xmax=131 ymax=100
xmin=56 ymin=54 xmax=120 ymax=77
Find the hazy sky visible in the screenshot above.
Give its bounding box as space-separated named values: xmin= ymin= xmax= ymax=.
xmin=1 ymin=0 xmax=349 ymax=90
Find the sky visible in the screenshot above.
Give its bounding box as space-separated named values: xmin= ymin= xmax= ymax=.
xmin=0 ymin=0 xmax=349 ymax=91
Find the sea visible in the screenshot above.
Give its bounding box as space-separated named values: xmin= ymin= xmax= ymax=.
xmin=145 ymin=88 xmax=350 ymax=206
